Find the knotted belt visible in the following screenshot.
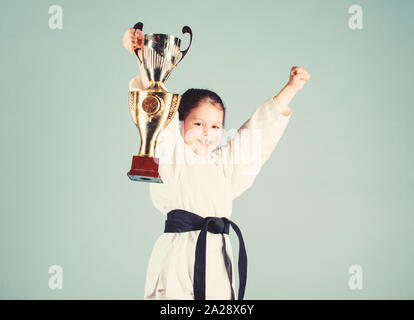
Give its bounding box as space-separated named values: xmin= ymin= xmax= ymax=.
xmin=164 ymin=209 xmax=247 ymax=300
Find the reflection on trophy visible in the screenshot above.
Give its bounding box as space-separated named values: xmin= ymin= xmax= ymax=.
xmin=127 ymin=22 xmax=193 ymax=183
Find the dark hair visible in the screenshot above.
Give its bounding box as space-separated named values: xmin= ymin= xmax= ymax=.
xmin=178 ymin=89 xmax=226 ymax=127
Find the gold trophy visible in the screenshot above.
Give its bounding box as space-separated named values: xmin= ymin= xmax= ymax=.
xmin=127 ymin=22 xmax=192 ymax=183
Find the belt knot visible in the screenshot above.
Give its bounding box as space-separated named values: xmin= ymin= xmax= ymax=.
xmin=203 ymin=216 xmax=230 ymax=234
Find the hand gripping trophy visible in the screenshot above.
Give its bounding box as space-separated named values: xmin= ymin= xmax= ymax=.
xmin=127 ymin=22 xmax=193 ymax=183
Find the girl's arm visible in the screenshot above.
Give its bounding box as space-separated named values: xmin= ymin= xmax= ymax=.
xmin=218 ymin=66 xmax=311 ymax=200
xmin=272 ymin=85 xmax=295 ymax=116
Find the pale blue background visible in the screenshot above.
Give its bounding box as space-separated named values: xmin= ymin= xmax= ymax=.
xmin=1 ymin=0 xmax=413 ymax=299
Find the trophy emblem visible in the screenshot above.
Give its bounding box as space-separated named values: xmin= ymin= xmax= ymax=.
xmin=127 ymin=22 xmax=193 ymax=183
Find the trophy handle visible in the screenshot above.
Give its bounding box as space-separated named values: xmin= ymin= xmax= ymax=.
xmin=174 ymin=26 xmax=193 ymax=67
xmin=133 ymin=22 xmax=144 ymax=65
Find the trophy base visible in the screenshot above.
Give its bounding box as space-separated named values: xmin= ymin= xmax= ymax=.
xmin=127 ymin=156 xmax=163 ymax=183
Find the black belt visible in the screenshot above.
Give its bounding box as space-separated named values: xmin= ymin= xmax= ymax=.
xmin=164 ymin=209 xmax=247 ymax=300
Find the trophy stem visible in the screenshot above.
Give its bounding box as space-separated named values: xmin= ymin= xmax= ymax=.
xmin=146 ymin=81 xmax=168 ymax=92
xmin=138 ymin=132 xmax=156 ymax=158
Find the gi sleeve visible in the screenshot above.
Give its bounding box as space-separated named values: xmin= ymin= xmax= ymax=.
xmin=218 ymin=97 xmax=292 ymax=200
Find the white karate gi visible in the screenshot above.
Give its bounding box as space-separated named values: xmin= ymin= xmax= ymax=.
xmin=129 ymin=75 xmax=292 ymax=300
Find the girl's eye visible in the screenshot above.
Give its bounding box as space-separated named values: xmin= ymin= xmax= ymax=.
xmin=194 ymin=123 xmax=201 ymax=126
xmin=212 ymin=126 xmax=220 ymax=129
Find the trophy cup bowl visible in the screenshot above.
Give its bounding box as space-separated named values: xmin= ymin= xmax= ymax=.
xmin=127 ymin=22 xmax=192 ymax=183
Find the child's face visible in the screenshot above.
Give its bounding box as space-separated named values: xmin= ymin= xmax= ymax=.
xmin=182 ymin=101 xmax=224 ymax=156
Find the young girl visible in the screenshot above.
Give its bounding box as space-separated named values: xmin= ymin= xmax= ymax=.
xmin=123 ymin=28 xmax=311 ymax=300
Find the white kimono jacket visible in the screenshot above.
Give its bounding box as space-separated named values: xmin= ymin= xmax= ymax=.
xmin=129 ymin=75 xmax=292 ymax=300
